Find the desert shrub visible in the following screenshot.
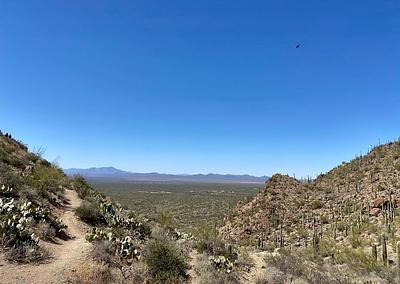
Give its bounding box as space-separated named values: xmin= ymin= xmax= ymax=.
xmin=0 ymin=164 xmax=23 ymax=191
xmin=151 ymin=224 xmax=170 ymax=240
xmin=67 ymin=261 xmax=116 ymax=284
xmin=91 ymin=241 xmax=121 ymax=267
xmin=36 ymin=221 xmax=56 ymax=241
xmin=6 ymin=244 xmax=51 ymax=263
xmin=71 ymin=176 xmax=93 ymax=199
xmin=156 ymin=210 xmax=177 ymax=229
xmin=121 ymin=261 xmax=149 ymax=283
xmin=25 ymin=152 xmax=40 ymax=163
xmin=196 ymin=254 xmax=240 ymax=284
xmin=234 ymin=249 xmax=253 ymax=270
xmin=254 ymin=267 xmax=284 ymax=284
xmin=194 ymin=222 xmax=238 ymax=265
xmin=193 ymin=220 xmax=237 ymax=261
xmin=28 ymin=164 xmax=66 ymax=199
xmin=336 ymin=221 xmax=346 ymax=232
xmin=266 ymin=251 xmax=307 ymax=279
xmin=335 ymin=247 xmax=380 ymax=272
xmin=144 ymin=240 xmax=189 ymax=283
xmin=75 ymin=201 xmax=106 ymax=226
xmin=320 ymin=214 xmax=329 ymax=224
xmin=7 ymin=155 xmax=25 ymax=169
xmin=311 ymin=199 xmax=323 ymax=209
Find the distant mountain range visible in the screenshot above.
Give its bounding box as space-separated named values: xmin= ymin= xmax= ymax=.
xmin=64 ymin=167 xmax=268 ymax=184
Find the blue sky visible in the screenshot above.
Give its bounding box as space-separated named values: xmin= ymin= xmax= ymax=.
xmin=0 ymin=1 xmax=399 ymax=177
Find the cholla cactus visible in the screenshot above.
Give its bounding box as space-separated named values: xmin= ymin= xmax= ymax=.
xmin=209 ymin=255 xmax=235 ymax=273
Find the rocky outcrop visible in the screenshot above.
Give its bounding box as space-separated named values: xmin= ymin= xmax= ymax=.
xmin=220 ymin=140 xmax=400 ymax=249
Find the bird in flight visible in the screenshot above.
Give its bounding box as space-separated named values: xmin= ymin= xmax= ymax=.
xmin=296 ymin=44 xmax=300 ymax=48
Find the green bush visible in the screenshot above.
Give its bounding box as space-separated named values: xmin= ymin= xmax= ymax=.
xmin=72 ymin=175 xmax=93 ymax=199
xmin=193 ymin=221 xmax=237 ymax=262
xmin=155 ymin=210 xmax=177 ymax=229
xmin=75 ymin=201 xmax=106 ymax=226
xmin=28 ymin=164 xmax=66 ymax=198
xmin=0 ymin=163 xmax=23 ymax=191
xmin=311 ymin=199 xmax=323 ymax=209
xmin=145 ymin=240 xmax=189 ymax=283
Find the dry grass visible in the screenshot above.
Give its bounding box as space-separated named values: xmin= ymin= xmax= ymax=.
xmin=6 ymin=245 xmax=52 ymax=264
xmin=66 ymin=261 xmax=117 ymax=284
xmin=195 ymin=254 xmax=240 ymax=284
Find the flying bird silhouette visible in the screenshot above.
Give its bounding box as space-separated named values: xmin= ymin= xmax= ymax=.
xmin=296 ymin=44 xmax=300 ymax=48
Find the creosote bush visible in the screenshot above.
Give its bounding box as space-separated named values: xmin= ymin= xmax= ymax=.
xmin=67 ymin=261 xmax=116 ymax=284
xmin=75 ymin=201 xmax=106 ymax=226
xmin=71 ymin=175 xmax=92 ymax=199
xmin=144 ymin=240 xmax=189 ymax=283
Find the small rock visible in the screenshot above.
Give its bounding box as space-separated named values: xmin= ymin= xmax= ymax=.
xmin=372 ymin=197 xmax=387 ymax=208
xmin=121 ymin=266 xmax=133 ymax=279
xmin=370 ymin=208 xmax=380 ymax=217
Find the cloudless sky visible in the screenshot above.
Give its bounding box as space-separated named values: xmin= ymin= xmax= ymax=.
xmin=0 ymin=1 xmax=399 ymax=177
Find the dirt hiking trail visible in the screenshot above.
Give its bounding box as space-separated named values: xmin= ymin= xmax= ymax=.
xmin=0 ymin=189 xmax=91 ymax=284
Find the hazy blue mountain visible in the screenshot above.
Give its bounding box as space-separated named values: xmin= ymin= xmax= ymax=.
xmin=64 ymin=167 xmax=268 ymax=184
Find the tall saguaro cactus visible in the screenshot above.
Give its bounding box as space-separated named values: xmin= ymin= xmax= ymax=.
xmin=372 ymin=244 xmax=377 ymax=262
xmin=382 ymin=234 xmax=388 ymax=266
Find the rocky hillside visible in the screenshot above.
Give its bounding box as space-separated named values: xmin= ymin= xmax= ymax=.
xmin=221 ymin=140 xmax=400 ymax=246
xmin=220 ymin=140 xmax=400 ymax=282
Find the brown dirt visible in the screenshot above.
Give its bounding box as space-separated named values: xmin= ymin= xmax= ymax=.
xmin=240 ymin=250 xmax=267 ymax=284
xmin=187 ymin=249 xmax=201 ymax=284
xmin=0 ymin=189 xmax=91 ymax=284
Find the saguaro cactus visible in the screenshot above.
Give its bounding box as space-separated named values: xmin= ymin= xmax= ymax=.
xmin=382 ymin=234 xmax=388 ymax=266
xmin=372 ymin=244 xmax=377 ymax=261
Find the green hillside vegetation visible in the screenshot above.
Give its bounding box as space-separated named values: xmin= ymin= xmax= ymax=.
xmin=92 ymin=182 xmax=260 ymax=231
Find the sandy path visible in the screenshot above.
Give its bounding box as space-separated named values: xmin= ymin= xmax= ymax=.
xmin=0 ymin=189 xmax=91 ymax=284
xmin=187 ymin=249 xmax=201 ymax=284
xmin=241 ymin=250 xmax=267 ymax=283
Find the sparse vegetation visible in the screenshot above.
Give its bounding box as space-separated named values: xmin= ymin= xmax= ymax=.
xmin=2 ymin=132 xmax=400 ymax=283
xmin=144 ymin=240 xmax=189 ymax=283
xmin=75 ymin=201 xmax=106 ymax=226
xmin=92 ymin=182 xmax=260 ymax=231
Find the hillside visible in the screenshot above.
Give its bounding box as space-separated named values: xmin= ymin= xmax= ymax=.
xmin=64 ymin=167 xmax=268 ymax=184
xmin=0 ymin=131 xmax=267 ymax=283
xmin=4 ymin=130 xmax=400 ymax=283
xmin=220 ymin=139 xmax=400 ymax=282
